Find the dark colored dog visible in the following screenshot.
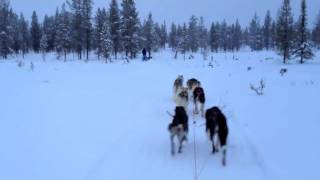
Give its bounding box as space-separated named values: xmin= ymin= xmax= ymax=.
xmin=168 ymin=107 xmax=189 ymax=155
xmin=193 ymin=87 xmax=206 ymax=116
xmin=205 ymin=107 xmax=229 ymax=166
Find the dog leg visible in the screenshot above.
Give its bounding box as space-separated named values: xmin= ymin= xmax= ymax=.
xmin=194 ymin=101 xmax=199 ymax=115
xmin=222 ymin=146 xmax=227 ymax=166
xmin=200 ymin=103 xmax=205 ymax=117
xmin=170 ymin=134 xmax=175 ymax=156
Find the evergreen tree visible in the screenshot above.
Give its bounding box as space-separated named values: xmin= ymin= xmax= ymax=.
xmin=169 ymin=23 xmax=177 ymax=50
xmin=177 ymin=23 xmax=189 ymax=59
xmin=242 ymin=27 xmax=250 ymax=47
xmin=198 ymin=17 xmax=208 ymax=51
xmin=263 ymin=10 xmax=272 ymax=50
xmin=69 ymin=0 xmax=83 ymax=59
xmin=276 ymin=0 xmax=294 ymax=63
xmin=220 ymin=20 xmax=228 ymax=51
xmin=18 ymin=13 xmax=29 ymax=58
xmin=100 ymin=15 xmax=113 ymax=62
xmin=142 ymin=13 xmax=155 ymax=58
xmin=153 ymin=22 xmax=162 ymax=51
xmin=121 ymin=0 xmax=140 ymax=59
xmin=233 ymin=20 xmax=242 ymax=51
xmin=10 ymin=10 xmax=20 ymax=54
xmin=270 ymin=21 xmax=277 ymax=49
xmin=159 ymin=22 xmax=167 ymax=48
xmin=249 ymin=13 xmax=263 ymax=51
xmin=0 ymin=0 xmax=12 ymax=59
xmin=55 ymin=4 xmax=71 ymax=61
xmin=82 ymin=0 xmax=93 ymax=60
xmin=31 ymin=11 xmax=41 ymax=53
xmin=94 ymin=8 xmax=107 ymax=59
xmin=312 ymin=11 xmax=320 ymax=48
xmin=109 ymin=0 xmax=121 ymax=59
xmin=209 ymin=22 xmax=219 ymax=52
xmin=293 ymin=0 xmax=314 ymax=63
xmin=188 ymin=15 xmax=199 ymax=52
xmin=40 ymin=34 xmax=48 ymax=61
xmin=42 ymin=15 xmax=56 ymax=51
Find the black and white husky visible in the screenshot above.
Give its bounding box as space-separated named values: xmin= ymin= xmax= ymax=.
xmin=168 ymin=107 xmax=189 ymax=156
xmin=205 ymin=107 xmax=229 ymax=166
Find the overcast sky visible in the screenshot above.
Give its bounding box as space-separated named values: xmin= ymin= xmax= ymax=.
xmin=10 ymin=0 xmax=320 ymax=27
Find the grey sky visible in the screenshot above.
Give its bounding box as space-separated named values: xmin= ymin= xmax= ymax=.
xmin=10 ymin=0 xmax=320 ymax=27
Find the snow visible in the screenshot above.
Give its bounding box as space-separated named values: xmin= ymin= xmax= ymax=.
xmin=0 ymin=50 xmax=320 ymax=180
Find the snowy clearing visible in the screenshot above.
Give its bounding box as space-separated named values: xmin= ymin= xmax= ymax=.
xmin=0 ymin=50 xmax=320 ymax=180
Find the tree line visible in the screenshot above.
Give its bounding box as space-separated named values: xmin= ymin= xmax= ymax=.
xmin=0 ymin=0 xmax=319 ymax=64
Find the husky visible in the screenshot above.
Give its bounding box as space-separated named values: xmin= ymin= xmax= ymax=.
xmin=193 ymin=86 xmax=206 ymax=117
xmin=187 ymin=78 xmax=201 ymax=92
xmin=168 ymin=107 xmax=189 ymax=156
xmin=173 ymin=75 xmax=184 ymax=98
xmin=205 ymin=107 xmax=229 ymax=166
xmin=174 ymin=87 xmax=189 ymax=111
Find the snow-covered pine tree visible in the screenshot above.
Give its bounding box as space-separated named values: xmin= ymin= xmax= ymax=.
xmin=120 ymin=0 xmax=140 ymax=59
xmin=68 ymin=0 xmax=83 ymax=59
xmin=31 ymin=11 xmax=41 ymax=53
xmin=42 ymin=15 xmax=56 ymax=51
xmin=209 ymin=22 xmax=219 ymax=52
xmin=198 ymin=17 xmax=208 ymax=52
xmin=242 ymin=27 xmax=250 ymax=47
xmin=18 ymin=13 xmax=29 ymax=58
xmin=55 ymin=3 xmax=71 ymax=61
xmin=0 ymin=0 xmax=13 ymax=59
xmin=263 ymin=10 xmax=272 ymax=50
xmin=82 ymin=0 xmax=93 ymax=60
xmin=142 ymin=13 xmax=156 ymax=58
xmin=233 ymin=20 xmax=242 ymax=51
xmin=169 ymin=23 xmax=177 ymax=50
xmin=249 ymin=13 xmax=263 ymax=51
xmin=154 ymin=22 xmax=162 ymax=51
xmin=10 ymin=10 xmax=20 ymax=54
xmin=226 ymin=24 xmax=233 ymax=51
xmin=312 ymin=11 xmax=320 ymax=48
xmin=160 ymin=22 xmax=167 ymax=48
xmin=40 ymin=34 xmax=48 ymax=61
xmin=109 ymin=0 xmax=121 ymax=59
xmin=220 ymin=20 xmax=228 ymax=51
xmin=94 ymin=8 xmax=107 ymax=59
xmin=276 ymin=0 xmax=294 ymax=64
xmin=270 ymin=21 xmax=277 ymax=49
xmin=176 ymin=23 xmax=189 ymax=59
xmin=188 ymin=15 xmax=199 ymax=52
xmin=293 ymin=0 xmax=314 ymax=64
xmin=100 ymin=17 xmax=113 ymax=63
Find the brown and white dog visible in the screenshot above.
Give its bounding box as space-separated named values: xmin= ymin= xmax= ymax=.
xmin=187 ymin=78 xmax=205 ymax=116
xmin=187 ymin=78 xmax=201 ymax=92
xmin=168 ymin=107 xmax=189 ymax=155
xmin=174 ymin=87 xmax=189 ymax=111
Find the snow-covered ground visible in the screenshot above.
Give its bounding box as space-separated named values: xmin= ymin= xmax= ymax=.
xmin=0 ymin=50 xmax=320 ymax=180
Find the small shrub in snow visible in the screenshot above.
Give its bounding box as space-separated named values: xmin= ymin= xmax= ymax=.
xmin=280 ymin=68 xmax=288 ymax=76
xmin=250 ymin=79 xmax=266 ymax=96
xmin=188 ymin=54 xmax=194 ymax=60
xmin=247 ymin=67 xmax=253 ymax=71
xmin=208 ymin=61 xmax=214 ymax=68
xmin=17 ymin=61 xmax=24 ymax=68
xmin=30 ymin=62 xmax=34 ymax=71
